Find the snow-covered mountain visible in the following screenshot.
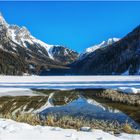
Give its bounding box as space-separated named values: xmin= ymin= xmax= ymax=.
xmin=7 ymin=25 xmax=78 ymax=62
xmin=85 ymin=38 xmax=120 ymax=53
xmin=0 ymin=13 xmax=78 ymax=75
xmin=79 ymin=38 xmax=120 ymax=60
xmin=71 ymin=25 xmax=140 ymax=75
xmin=1 ymin=12 xmax=140 ymax=75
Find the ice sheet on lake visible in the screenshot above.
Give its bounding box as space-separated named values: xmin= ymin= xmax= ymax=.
xmin=0 ymin=76 xmax=140 ymax=93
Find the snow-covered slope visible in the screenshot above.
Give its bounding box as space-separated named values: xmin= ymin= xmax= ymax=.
xmin=0 ymin=13 xmax=8 ymax=27
xmin=85 ymin=38 xmax=120 ymax=53
xmin=0 ymin=118 xmax=139 ymax=140
xmin=72 ymin=25 xmax=140 ymax=75
xmin=0 ymin=13 xmax=78 ymax=75
xmin=7 ymin=25 xmax=56 ymax=59
xmin=79 ymin=38 xmax=120 ymax=59
xmin=0 ymin=13 xmax=77 ymax=61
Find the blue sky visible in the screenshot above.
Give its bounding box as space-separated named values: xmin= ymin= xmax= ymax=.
xmin=0 ymin=1 xmax=140 ymax=52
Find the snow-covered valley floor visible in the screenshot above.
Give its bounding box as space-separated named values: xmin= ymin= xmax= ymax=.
xmin=0 ymin=118 xmax=140 ymax=140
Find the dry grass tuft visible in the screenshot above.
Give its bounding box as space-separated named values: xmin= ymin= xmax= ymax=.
xmin=1 ymin=113 xmax=140 ymax=134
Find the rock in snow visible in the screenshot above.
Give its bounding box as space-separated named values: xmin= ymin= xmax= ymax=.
xmin=80 ymin=127 xmax=92 ymax=132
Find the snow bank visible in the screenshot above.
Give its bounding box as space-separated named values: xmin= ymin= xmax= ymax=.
xmin=117 ymin=87 xmax=139 ymax=94
xmin=0 ymin=118 xmax=140 ymax=140
xmin=0 ymin=88 xmax=38 ymax=96
xmin=0 ymin=88 xmax=30 ymax=93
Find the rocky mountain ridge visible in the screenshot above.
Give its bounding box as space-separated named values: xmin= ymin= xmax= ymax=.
xmin=0 ymin=13 xmax=78 ymax=75
xmin=71 ymin=25 xmax=140 ymax=75
xmin=0 ymin=13 xmax=140 ymax=75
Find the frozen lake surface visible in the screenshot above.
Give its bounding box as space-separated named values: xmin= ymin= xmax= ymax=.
xmin=0 ymin=76 xmax=140 ymax=91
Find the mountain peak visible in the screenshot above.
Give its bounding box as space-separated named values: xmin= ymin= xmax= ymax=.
xmin=85 ymin=37 xmax=120 ymax=53
xmin=107 ymin=38 xmax=120 ymax=43
xmin=0 ymin=12 xmax=8 ymax=27
xmin=78 ymin=37 xmax=120 ymax=61
xmin=0 ymin=13 xmax=79 ymax=75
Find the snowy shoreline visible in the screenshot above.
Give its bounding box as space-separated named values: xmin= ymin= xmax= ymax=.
xmin=0 ymin=118 xmax=140 ymax=140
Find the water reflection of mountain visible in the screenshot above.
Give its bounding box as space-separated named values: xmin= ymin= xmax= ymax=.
xmin=40 ymin=97 xmax=139 ymax=128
